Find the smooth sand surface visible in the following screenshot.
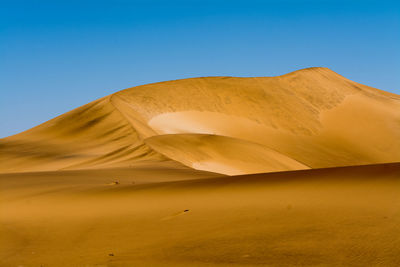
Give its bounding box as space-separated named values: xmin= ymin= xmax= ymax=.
xmin=145 ymin=134 xmax=308 ymax=175
xmin=1 ymin=163 xmax=399 ymax=266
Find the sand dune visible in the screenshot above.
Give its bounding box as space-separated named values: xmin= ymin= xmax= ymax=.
xmin=1 ymin=67 xmax=399 ymax=174
xmin=1 ymin=163 xmax=399 ymax=266
xmin=1 ymin=67 xmax=399 ymax=266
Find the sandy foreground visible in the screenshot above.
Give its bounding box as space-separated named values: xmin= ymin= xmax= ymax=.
xmin=1 ymin=162 xmax=399 ymax=266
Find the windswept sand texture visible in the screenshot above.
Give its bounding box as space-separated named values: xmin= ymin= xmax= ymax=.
xmin=1 ymin=163 xmax=400 ymax=266
xmin=1 ymin=67 xmax=400 ymax=266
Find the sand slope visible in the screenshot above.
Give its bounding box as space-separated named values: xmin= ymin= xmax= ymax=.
xmin=0 ymin=96 xmax=170 ymax=172
xmin=1 ymin=163 xmax=399 ymax=266
xmin=1 ymin=67 xmax=399 ymax=174
xmin=145 ymin=134 xmax=308 ymax=175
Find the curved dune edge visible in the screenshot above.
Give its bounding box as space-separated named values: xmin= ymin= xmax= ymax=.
xmin=145 ymin=91 xmax=400 ymax=170
xmin=1 ymin=67 xmax=399 ymax=174
xmin=0 ymin=96 xmax=174 ymax=173
xmin=145 ymin=134 xmax=309 ymax=175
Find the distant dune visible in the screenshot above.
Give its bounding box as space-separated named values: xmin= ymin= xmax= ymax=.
xmin=1 ymin=68 xmax=399 ymax=266
xmin=1 ymin=67 xmax=399 ymax=174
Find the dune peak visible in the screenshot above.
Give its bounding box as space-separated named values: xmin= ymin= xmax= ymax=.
xmin=0 ymin=68 xmax=399 ymax=174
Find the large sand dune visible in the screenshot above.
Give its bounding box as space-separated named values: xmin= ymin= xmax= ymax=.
xmin=1 ymin=67 xmax=400 ymax=266
xmin=1 ymin=67 xmax=399 ymax=174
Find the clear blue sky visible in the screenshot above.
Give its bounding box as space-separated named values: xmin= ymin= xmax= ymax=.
xmin=1 ymin=0 xmax=399 ymax=138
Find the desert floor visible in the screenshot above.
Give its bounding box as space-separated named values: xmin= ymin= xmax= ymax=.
xmin=1 ymin=162 xmax=399 ymax=266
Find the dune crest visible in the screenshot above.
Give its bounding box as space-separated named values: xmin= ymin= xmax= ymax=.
xmin=1 ymin=67 xmax=399 ymax=174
